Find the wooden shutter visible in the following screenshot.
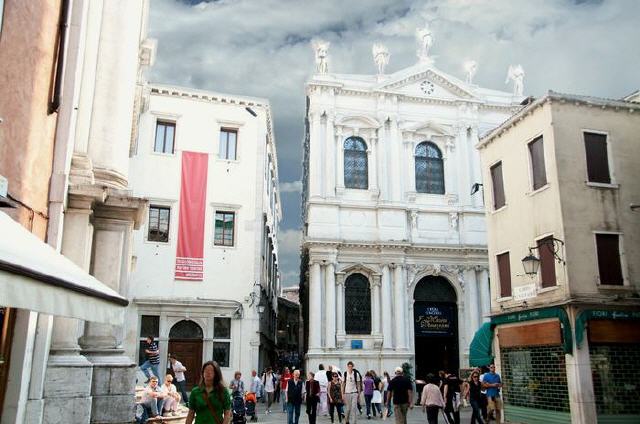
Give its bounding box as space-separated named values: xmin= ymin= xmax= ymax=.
xmin=584 ymin=133 xmax=611 ymax=184
xmin=491 ymin=162 xmax=505 ymax=209
xmin=529 ymin=136 xmax=547 ymax=190
xmin=595 ymin=234 xmax=623 ymax=285
xmin=537 ymin=236 xmax=557 ymax=288
xmin=497 ymin=252 xmax=511 ymax=297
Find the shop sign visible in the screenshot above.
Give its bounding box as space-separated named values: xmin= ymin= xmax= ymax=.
xmin=414 ymin=304 xmax=455 ymax=337
xmin=513 ymin=283 xmax=537 ymax=301
xmin=575 ymin=309 xmax=640 ymax=347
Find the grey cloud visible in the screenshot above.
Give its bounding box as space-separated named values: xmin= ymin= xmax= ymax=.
xmin=149 ymin=0 xmax=640 ymax=289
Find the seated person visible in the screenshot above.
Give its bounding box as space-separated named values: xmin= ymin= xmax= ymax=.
xmin=141 ymin=377 xmax=166 ymax=418
xmin=161 ymin=374 xmax=181 ymax=416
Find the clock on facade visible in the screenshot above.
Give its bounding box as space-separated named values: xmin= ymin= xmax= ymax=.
xmin=420 ymin=80 xmax=435 ymax=95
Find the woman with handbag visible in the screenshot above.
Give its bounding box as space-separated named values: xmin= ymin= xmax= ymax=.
xmin=328 ymin=372 xmax=344 ymax=423
xmin=186 ymin=361 xmax=231 ymax=424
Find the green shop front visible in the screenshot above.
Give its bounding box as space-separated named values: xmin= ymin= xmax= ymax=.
xmin=470 ymin=306 xmax=640 ymax=424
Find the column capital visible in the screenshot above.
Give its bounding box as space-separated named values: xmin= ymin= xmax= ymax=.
xmin=336 ymin=273 xmax=346 ymax=285
xmin=372 ymin=275 xmax=382 ymax=287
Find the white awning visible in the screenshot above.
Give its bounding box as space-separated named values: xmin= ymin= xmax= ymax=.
xmin=0 ymin=211 xmax=127 ymax=325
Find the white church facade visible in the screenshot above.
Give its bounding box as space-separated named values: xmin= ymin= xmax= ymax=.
xmin=301 ymin=30 xmax=524 ymax=379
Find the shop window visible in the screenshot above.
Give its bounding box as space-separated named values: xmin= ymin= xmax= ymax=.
xmin=528 ymin=136 xmax=547 ymax=190
xmin=537 ymin=236 xmax=557 ymax=288
xmin=497 ymin=252 xmax=511 ymax=297
xmin=490 ymin=162 xmax=505 ymax=209
xmin=590 ymin=343 xmax=640 ymax=415
xmin=148 ymin=206 xmax=170 ymax=242
xmin=584 ymin=132 xmax=610 ymax=184
xmin=344 ymin=137 xmax=368 ymax=189
xmin=344 ymin=273 xmax=371 ymax=334
xmin=219 ymin=128 xmax=238 ymax=160
xmin=595 ymin=234 xmax=623 ymax=285
xmin=501 ymin=345 xmax=570 ymax=413
xmin=154 ymin=121 xmax=175 ymax=154
xmin=415 ymin=141 xmax=445 ymax=194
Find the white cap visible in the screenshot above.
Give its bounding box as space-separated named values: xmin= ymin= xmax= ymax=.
xmin=395 ymin=367 xmax=403 ymax=374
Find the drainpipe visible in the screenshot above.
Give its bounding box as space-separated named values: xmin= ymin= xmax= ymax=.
xmin=48 ymin=0 xmax=71 ymax=115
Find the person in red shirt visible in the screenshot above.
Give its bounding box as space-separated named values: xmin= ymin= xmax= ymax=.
xmin=281 ymin=367 xmax=292 ymax=412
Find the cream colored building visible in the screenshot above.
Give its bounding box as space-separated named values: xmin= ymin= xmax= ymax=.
xmin=476 ymin=91 xmax=640 ymax=424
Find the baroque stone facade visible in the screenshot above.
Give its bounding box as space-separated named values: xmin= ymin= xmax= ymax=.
xmin=301 ymin=30 xmax=523 ymax=377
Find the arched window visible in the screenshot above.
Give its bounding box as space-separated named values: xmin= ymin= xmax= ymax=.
xmin=169 ymin=320 xmax=203 ymax=339
xmin=415 ymin=142 xmax=445 ymax=194
xmin=344 ymin=137 xmax=368 ymax=189
xmin=344 ymin=273 xmax=371 ymax=334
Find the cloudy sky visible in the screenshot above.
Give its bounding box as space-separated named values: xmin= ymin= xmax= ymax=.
xmin=148 ymin=0 xmax=640 ymax=287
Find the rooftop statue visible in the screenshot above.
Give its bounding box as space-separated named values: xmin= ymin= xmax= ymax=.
xmin=464 ymin=60 xmax=478 ymax=85
xmin=312 ymin=39 xmax=330 ymax=74
xmin=505 ymin=64 xmax=525 ymax=96
xmin=416 ymin=25 xmax=434 ymax=63
xmin=372 ymin=43 xmax=390 ymax=75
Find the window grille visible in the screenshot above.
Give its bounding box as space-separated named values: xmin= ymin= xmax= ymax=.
xmin=344 ymin=137 xmax=368 ymax=189
xmin=415 ymin=142 xmax=444 ymax=194
xmin=344 ymin=273 xmax=371 ymax=334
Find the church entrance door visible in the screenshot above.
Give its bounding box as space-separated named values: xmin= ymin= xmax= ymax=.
xmin=413 ymin=276 xmax=459 ymax=380
xmin=168 ymin=320 xmax=203 ymax=390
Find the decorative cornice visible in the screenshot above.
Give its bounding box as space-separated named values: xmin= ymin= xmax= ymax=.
xmin=304 ymin=239 xmax=487 ymax=255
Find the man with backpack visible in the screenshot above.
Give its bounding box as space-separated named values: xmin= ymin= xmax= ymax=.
xmin=341 ymin=361 xmax=363 ymax=424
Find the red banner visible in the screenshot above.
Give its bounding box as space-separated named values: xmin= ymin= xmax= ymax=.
xmin=175 ymin=151 xmax=208 ymax=280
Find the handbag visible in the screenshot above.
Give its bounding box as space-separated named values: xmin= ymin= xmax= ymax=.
xmin=372 ymin=390 xmax=382 ymax=404
xmin=202 ymin=390 xmax=224 ymax=424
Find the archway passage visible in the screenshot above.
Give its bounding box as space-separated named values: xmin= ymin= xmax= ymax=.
xmin=413 ymin=276 xmax=459 ymax=380
xmin=168 ymin=320 xmax=203 ymax=389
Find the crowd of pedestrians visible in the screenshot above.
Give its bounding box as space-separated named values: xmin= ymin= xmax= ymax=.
xmin=136 ymin=335 xmax=504 ymax=424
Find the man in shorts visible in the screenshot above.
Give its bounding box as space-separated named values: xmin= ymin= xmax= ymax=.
xmin=482 ymin=364 xmax=503 ymax=424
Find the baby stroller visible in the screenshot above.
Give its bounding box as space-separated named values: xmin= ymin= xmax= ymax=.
xmin=245 ymin=392 xmax=258 ymax=422
xmin=232 ymin=393 xmax=247 ymax=424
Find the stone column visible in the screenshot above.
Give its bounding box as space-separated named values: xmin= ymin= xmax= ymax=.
xmin=309 ymin=112 xmax=323 ymax=198
xmin=325 ymin=114 xmax=336 ymax=198
xmin=405 ymin=139 xmax=416 ymax=196
xmin=478 ymin=268 xmax=490 ymax=323
xmin=377 ymin=124 xmax=388 ymax=200
xmin=369 ymin=137 xmax=378 ymax=194
xmin=335 ymin=128 xmax=345 ymax=192
xmin=393 ymin=265 xmax=407 ymax=349
xmin=325 ymin=263 xmax=336 ymax=349
xmin=87 ymin=0 xmax=144 ymax=189
xmin=381 ymin=265 xmax=393 ymax=349
xmin=336 ymin=274 xmax=346 ymax=339
xmin=308 ymin=261 xmax=322 ymax=350
xmin=44 ymin=196 xmax=96 ymax=422
xmin=465 ymin=267 xmax=480 ymax=342
xmin=79 ymin=196 xmax=146 ymax=424
xmin=456 ymin=124 xmax=471 ymax=206
xmin=388 ymin=118 xmax=401 ymax=201
xmin=371 ymin=276 xmax=382 ymax=336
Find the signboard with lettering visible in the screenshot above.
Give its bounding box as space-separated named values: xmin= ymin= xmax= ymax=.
xmin=513 ymin=283 xmax=537 ymax=301
xmin=414 ymin=303 xmax=456 ymax=337
xmin=351 ymin=340 xmax=363 ymax=349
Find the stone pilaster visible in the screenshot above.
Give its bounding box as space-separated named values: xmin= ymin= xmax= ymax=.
xmin=335 ymin=273 xmax=346 ymax=347
xmin=381 ymin=264 xmax=393 ymax=349
xmin=324 ymin=263 xmax=336 ymax=349
xmin=393 ymin=264 xmax=407 ymax=349
xmin=308 ymin=260 xmax=322 ymax=350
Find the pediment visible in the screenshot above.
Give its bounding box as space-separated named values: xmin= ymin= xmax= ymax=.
xmin=335 ymin=115 xmax=381 ymax=129
xmin=376 ymin=66 xmax=476 ymax=101
xmin=338 ymin=262 xmax=380 ymax=277
xmin=400 ymin=121 xmax=453 ymax=137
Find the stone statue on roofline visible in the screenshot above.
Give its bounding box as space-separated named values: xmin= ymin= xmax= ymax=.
xmin=505 ymin=64 xmax=525 ymax=96
xmin=372 ymin=43 xmax=390 ymax=75
xmin=312 ymin=39 xmax=330 ymax=74
xmin=416 ymin=25 xmax=434 ymax=63
xmin=464 ymin=60 xmax=478 ymax=85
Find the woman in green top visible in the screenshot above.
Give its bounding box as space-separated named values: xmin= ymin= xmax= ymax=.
xmin=186 ymin=361 xmax=232 ymax=424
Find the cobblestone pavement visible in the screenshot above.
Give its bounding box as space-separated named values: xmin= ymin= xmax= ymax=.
xmin=250 ymin=401 xmax=473 ymax=424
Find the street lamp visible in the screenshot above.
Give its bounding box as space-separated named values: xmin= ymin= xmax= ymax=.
xmin=249 ymin=281 xmax=266 ymax=314
xmin=521 ymin=253 xmax=540 ymax=276
xmin=521 ymin=237 xmax=565 ymax=277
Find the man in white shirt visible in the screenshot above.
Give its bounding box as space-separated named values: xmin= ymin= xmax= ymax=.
xmin=316 ymin=364 xmax=329 ymax=416
xmin=263 ymin=367 xmax=276 ymax=414
xmin=251 ymin=369 xmax=263 ymax=401
xmin=168 ymin=354 xmax=189 ymax=405
xmin=341 ymin=361 xmax=362 ymax=424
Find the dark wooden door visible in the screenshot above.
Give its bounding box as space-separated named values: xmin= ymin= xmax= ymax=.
xmin=168 ymin=339 xmax=203 ymax=390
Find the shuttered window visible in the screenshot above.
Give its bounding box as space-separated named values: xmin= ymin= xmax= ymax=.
xmin=529 ymin=136 xmax=547 ymax=190
xmin=584 ymin=133 xmax=611 ymax=184
xmin=497 ymin=252 xmax=512 ymax=297
xmin=491 ymin=162 xmax=505 ymax=209
xmin=595 ymin=234 xmax=623 ymax=285
xmin=537 ymin=236 xmax=557 ymax=288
